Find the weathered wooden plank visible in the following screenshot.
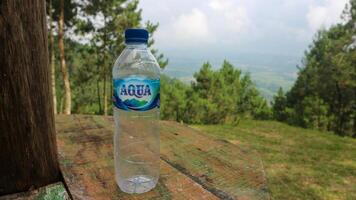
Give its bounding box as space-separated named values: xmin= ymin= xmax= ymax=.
xmin=56 ymin=115 xmax=218 ymax=200
xmin=55 ymin=115 xmax=269 ymax=199
xmin=0 ymin=182 xmax=69 ymax=200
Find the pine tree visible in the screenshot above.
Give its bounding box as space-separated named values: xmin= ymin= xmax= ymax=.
xmin=285 ymin=0 xmax=356 ymax=136
xmin=77 ymin=0 xmax=167 ymax=115
xmin=183 ymin=61 xmax=269 ymax=124
xmin=272 ymin=87 xmax=287 ymax=121
xmin=48 ymin=0 xmax=77 ymax=114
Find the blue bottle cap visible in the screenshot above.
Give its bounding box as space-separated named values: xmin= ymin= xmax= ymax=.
xmin=125 ymin=28 xmax=149 ymax=44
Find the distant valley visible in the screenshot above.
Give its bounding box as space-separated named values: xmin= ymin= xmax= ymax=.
xmin=162 ymin=53 xmax=301 ymax=102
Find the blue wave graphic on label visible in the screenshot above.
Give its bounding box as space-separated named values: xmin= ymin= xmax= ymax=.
xmin=113 ymin=76 xmax=160 ymax=111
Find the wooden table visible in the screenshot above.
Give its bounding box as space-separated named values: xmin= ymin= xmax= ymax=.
xmin=56 ymin=115 xmax=269 ymax=200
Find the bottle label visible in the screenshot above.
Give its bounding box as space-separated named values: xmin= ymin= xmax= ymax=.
xmin=113 ymin=76 xmax=160 ymax=111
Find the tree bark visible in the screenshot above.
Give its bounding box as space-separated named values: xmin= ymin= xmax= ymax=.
xmin=97 ymin=75 xmax=102 ymax=114
xmin=0 ymin=0 xmax=60 ymax=195
xmin=49 ymin=0 xmax=57 ymax=114
xmin=110 ymin=76 xmax=113 ymax=114
xmin=103 ymin=73 xmax=108 ymax=116
xmin=60 ymin=95 xmax=64 ymax=114
xmin=58 ymin=0 xmax=71 ymax=114
xmin=103 ymin=15 xmax=108 ymax=116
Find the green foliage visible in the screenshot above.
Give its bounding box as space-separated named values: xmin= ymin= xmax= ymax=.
xmin=76 ymin=0 xmax=167 ymax=69
xmin=48 ymin=0 xmax=167 ymax=114
xmin=300 ymin=96 xmax=329 ymax=130
xmin=273 ymin=0 xmax=356 ymax=137
xmin=250 ymin=96 xmax=273 ymax=120
xmin=47 ymin=0 xmax=77 ymax=26
xmin=67 ymin=42 xmax=102 ymax=114
xmin=160 ymin=75 xmax=189 ymax=122
xmin=161 ymin=60 xmax=271 ymax=124
xmin=77 ymin=0 xmax=143 ymax=115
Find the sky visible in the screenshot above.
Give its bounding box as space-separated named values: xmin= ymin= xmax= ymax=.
xmin=139 ymin=0 xmax=349 ymax=66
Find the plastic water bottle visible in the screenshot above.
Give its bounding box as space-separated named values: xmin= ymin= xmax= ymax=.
xmin=112 ymin=29 xmax=160 ymax=194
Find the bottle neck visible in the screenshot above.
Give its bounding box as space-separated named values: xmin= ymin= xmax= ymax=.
xmin=125 ymin=43 xmax=147 ymax=49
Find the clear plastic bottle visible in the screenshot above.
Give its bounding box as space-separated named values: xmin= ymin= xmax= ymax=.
xmin=112 ymin=29 xmax=160 ymax=194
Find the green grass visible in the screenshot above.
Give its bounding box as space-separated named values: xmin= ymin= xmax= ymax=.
xmin=193 ymin=120 xmax=356 ymax=200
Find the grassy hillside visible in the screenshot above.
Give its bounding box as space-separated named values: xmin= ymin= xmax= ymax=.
xmin=193 ymin=120 xmax=356 ymax=200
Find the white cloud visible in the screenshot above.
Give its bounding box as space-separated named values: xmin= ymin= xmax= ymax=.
xmin=209 ymin=0 xmax=234 ymax=11
xmin=208 ymin=0 xmax=250 ymax=33
xmin=173 ymin=9 xmax=212 ymax=41
xmin=140 ymin=0 xmax=350 ymax=57
xmin=307 ymin=0 xmax=348 ymax=31
xmin=157 ymin=8 xmax=214 ymax=46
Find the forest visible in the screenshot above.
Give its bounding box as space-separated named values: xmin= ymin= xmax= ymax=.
xmin=49 ymin=0 xmax=355 ymax=137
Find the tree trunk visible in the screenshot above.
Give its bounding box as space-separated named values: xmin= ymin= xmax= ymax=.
xmin=60 ymin=95 xmax=64 ymax=114
xmin=49 ymin=0 xmax=57 ymax=114
xmin=58 ymin=0 xmax=71 ymax=115
xmin=103 ymin=73 xmax=108 ymax=116
xmin=103 ymin=15 xmax=108 ymax=116
xmin=0 ymin=0 xmax=60 ymax=195
xmin=110 ymin=76 xmax=113 ymax=114
xmin=97 ymin=76 xmax=102 ymax=114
